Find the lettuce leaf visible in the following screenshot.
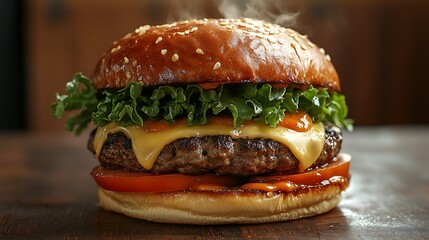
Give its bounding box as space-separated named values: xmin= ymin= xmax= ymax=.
xmin=51 ymin=73 xmax=98 ymax=135
xmin=51 ymin=73 xmax=353 ymax=135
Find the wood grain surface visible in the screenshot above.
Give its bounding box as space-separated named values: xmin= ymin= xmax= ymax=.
xmin=1 ymin=126 xmax=428 ymax=239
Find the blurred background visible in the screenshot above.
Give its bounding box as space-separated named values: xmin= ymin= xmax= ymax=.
xmin=2 ymin=0 xmax=429 ymax=133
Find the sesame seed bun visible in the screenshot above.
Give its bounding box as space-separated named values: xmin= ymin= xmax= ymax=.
xmin=97 ymin=181 xmax=348 ymax=225
xmin=92 ymin=18 xmax=340 ymax=91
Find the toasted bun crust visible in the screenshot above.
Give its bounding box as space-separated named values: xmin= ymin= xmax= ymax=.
xmin=97 ymin=183 xmax=346 ymax=225
xmin=92 ymin=18 xmax=340 ymax=91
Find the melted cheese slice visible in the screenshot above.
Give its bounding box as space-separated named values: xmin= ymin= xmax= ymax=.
xmin=93 ymin=122 xmax=325 ymax=172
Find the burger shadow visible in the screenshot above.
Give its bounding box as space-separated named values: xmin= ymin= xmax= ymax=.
xmin=88 ymin=207 xmax=350 ymax=238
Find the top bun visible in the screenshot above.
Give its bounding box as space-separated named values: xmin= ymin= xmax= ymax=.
xmin=92 ymin=18 xmax=340 ymax=92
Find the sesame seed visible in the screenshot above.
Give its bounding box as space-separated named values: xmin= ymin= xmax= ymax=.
xmin=123 ymin=57 xmax=129 ymax=63
xmin=326 ymin=54 xmax=331 ymax=61
xmin=177 ymin=32 xmax=185 ymax=36
xmin=195 ymin=48 xmax=204 ymax=55
xmin=101 ymin=58 xmax=106 ymax=72
xmin=161 ymin=49 xmax=167 ymax=55
xmin=266 ymin=192 xmax=274 ymax=197
xmin=126 ymin=71 xmax=132 ymax=79
xmin=155 ymin=37 xmax=163 ymax=44
xmin=255 ymin=33 xmax=264 ymax=39
xmin=184 ymin=30 xmax=190 ymax=34
xmin=171 ymin=53 xmax=179 ymax=62
xmin=110 ymin=45 xmax=121 ymax=53
xmin=213 ymin=62 xmax=221 ymax=70
xmin=132 ymin=60 xmax=137 ymax=67
xmin=301 ymin=44 xmax=307 ymax=50
xmin=224 ymin=25 xmax=234 ymax=31
xmin=190 ymin=27 xmax=198 ymax=33
xmin=135 ymin=25 xmax=150 ymax=36
xmin=320 ymin=48 xmax=326 ymax=54
xmin=268 ymin=36 xmax=277 ymax=43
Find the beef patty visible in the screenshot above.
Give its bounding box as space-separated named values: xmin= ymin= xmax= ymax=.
xmin=88 ymin=125 xmax=342 ymax=176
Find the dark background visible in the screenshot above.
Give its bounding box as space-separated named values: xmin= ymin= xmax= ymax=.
xmin=0 ymin=0 xmax=26 ymax=130
xmin=1 ymin=0 xmax=429 ymax=132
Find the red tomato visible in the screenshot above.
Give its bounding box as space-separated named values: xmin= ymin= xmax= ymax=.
xmin=92 ymin=154 xmax=350 ymax=193
xmin=278 ymin=111 xmax=313 ymax=132
xmin=198 ymin=82 xmax=220 ymax=89
xmin=249 ymin=153 xmax=351 ymax=185
xmin=91 ymin=167 xmax=246 ymax=192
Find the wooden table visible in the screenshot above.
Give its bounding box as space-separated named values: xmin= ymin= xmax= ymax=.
xmin=1 ymin=126 xmax=428 ymax=239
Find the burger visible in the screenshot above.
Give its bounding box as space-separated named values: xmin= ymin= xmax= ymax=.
xmin=52 ymin=18 xmax=353 ymax=224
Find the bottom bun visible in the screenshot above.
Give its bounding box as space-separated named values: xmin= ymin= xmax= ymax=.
xmin=97 ymin=182 xmax=347 ymax=225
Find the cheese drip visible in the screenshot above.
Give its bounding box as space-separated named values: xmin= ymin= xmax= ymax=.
xmin=93 ymin=122 xmax=325 ymax=172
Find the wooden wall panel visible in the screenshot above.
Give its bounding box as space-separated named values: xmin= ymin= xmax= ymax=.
xmin=299 ymin=1 xmax=429 ymax=125
xmin=27 ymin=0 xmax=157 ymax=133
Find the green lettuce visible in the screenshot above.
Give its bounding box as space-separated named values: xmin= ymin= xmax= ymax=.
xmin=52 ymin=73 xmax=353 ymax=135
xmin=51 ymin=73 xmax=98 ymax=134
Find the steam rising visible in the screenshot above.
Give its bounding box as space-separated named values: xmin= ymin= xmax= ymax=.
xmin=167 ymin=0 xmax=208 ymax=22
xmin=218 ymin=0 xmax=299 ymax=27
xmin=167 ymin=0 xmax=300 ymax=27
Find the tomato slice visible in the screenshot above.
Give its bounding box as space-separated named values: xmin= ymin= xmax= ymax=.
xmin=92 ymin=154 xmax=350 ymax=193
xmin=91 ymin=167 xmax=246 ymax=192
xmin=198 ymin=82 xmax=220 ymax=89
xmin=278 ymin=111 xmax=313 ymax=132
xmin=249 ymin=153 xmax=351 ymax=185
